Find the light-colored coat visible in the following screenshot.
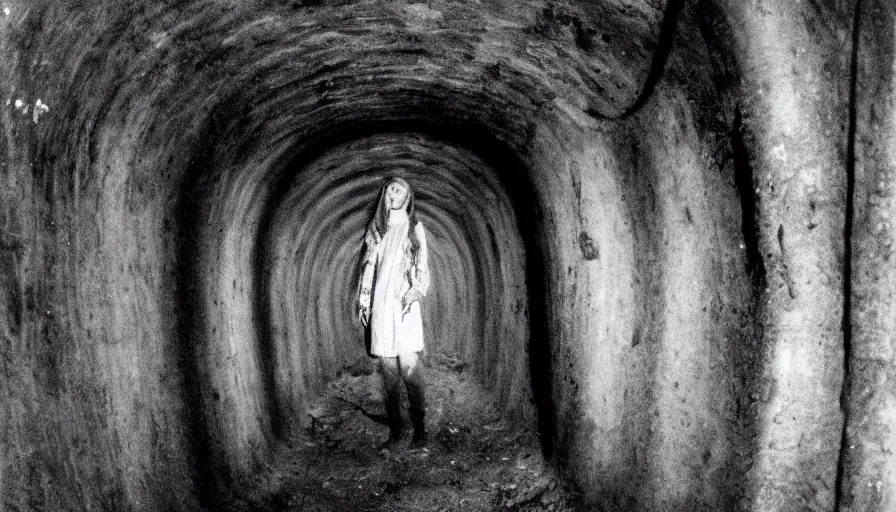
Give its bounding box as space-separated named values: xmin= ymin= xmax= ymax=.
xmin=358 ymin=218 xmax=430 ymax=357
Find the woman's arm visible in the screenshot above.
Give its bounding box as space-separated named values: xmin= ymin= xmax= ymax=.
xmin=410 ymin=222 xmax=430 ymax=297
xmin=358 ymin=262 xmax=374 ymax=309
xmin=357 ymin=230 xmax=379 ymax=321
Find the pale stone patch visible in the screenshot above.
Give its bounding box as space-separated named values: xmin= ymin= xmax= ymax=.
xmin=32 ymin=98 xmax=49 ymax=123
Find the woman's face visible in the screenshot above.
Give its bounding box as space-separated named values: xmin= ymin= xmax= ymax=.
xmin=385 ymin=181 xmax=409 ymax=210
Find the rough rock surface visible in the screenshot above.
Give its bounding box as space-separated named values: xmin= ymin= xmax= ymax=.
xmin=0 ymin=0 xmax=884 ymax=511
xmin=223 ymin=358 xmax=580 ymax=511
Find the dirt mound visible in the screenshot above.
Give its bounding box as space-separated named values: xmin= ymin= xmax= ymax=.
xmin=224 ymin=358 xmax=581 ymax=511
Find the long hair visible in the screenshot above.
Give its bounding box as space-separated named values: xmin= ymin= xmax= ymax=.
xmin=366 ymin=176 xmax=420 ymax=255
xmin=353 ymin=177 xmax=420 ymax=318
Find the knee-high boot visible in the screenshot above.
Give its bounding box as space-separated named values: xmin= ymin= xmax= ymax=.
xmin=380 ymin=358 xmax=403 ymax=443
xmin=409 ymin=408 xmax=427 ymax=447
xmin=404 ymin=362 xmax=427 ymax=447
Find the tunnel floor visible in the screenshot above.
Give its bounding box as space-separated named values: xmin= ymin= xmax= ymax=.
xmin=223 ymin=355 xmax=580 ymax=511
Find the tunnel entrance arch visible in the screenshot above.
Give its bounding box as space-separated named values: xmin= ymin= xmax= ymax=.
xmin=254 ymin=120 xmax=555 ymax=458
xmin=171 ymin=94 xmax=561 ymax=501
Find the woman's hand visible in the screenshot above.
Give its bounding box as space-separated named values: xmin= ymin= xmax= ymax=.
xmin=359 ymin=306 xmax=370 ymax=327
xmin=401 ymin=289 xmax=424 ymax=316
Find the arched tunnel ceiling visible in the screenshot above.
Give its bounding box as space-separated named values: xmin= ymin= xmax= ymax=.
xmin=264 ymin=133 xmax=532 ymax=433
xmin=1 ymin=0 xmax=891 ymax=511
xmin=5 ymin=0 xmax=669 ymax=149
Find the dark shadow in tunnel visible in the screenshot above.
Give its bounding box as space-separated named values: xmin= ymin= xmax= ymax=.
xmin=256 ymin=119 xmax=556 ymax=458
xmin=731 ymin=107 xmax=766 ymax=290
xmin=169 ymin=96 xmax=287 ymax=506
xmin=168 ymin=118 xmax=224 ymax=509
xmin=835 ymin=0 xmax=863 ymax=505
xmin=508 ymin=167 xmax=555 ymax=460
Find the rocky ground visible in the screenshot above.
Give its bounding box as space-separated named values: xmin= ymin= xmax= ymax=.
xmin=223 ymin=355 xmax=581 ymax=511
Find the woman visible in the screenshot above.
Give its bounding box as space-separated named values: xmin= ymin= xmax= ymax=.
xmin=357 ymin=177 xmax=430 ymax=449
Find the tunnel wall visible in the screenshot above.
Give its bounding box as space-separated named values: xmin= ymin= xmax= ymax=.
xmin=0 ymin=3 xmax=208 ymax=510
xmin=0 ymin=0 xmax=884 ymax=511
xmin=537 ymin=88 xmax=754 ymax=510
xmin=264 ymin=134 xmax=532 ymax=434
xmin=841 ymin=1 xmax=896 ymax=509
xmin=720 ymin=0 xmax=854 ymax=509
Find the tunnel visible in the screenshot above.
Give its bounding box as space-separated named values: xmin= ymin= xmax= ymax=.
xmin=258 ymin=129 xmax=540 ymax=428
xmin=0 ymin=0 xmax=893 ymax=510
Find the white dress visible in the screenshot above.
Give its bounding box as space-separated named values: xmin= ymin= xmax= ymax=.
xmin=358 ymin=214 xmax=430 ymax=357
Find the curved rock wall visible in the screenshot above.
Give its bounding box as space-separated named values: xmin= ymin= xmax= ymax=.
xmin=264 ymin=134 xmax=531 ymax=434
xmin=719 ymin=0 xmax=854 ymax=510
xmin=0 ymin=0 xmax=886 ymax=511
xmin=842 ymin=1 xmax=896 ymax=509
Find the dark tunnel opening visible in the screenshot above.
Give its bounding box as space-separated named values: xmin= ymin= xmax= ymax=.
xmin=173 ymin=115 xmax=557 ymax=501
xmin=258 ymin=118 xmax=556 ymax=453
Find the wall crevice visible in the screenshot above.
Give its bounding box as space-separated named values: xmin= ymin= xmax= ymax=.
xmin=835 ymin=0 xmax=862 ymax=508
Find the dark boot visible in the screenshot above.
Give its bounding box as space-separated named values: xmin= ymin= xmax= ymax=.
xmin=409 ymin=408 xmax=427 ymax=448
xmin=385 ymin=412 xmax=402 ymax=445
xmin=380 ymin=421 xmax=402 ymax=451
xmin=402 ymin=353 xmax=427 ymax=449
xmin=379 ymin=357 xmax=403 ymax=449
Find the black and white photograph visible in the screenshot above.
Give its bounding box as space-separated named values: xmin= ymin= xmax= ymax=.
xmin=0 ymin=0 xmax=888 ymax=510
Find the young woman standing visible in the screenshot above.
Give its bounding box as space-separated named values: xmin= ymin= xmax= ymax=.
xmin=357 ymin=177 xmax=430 ymax=449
